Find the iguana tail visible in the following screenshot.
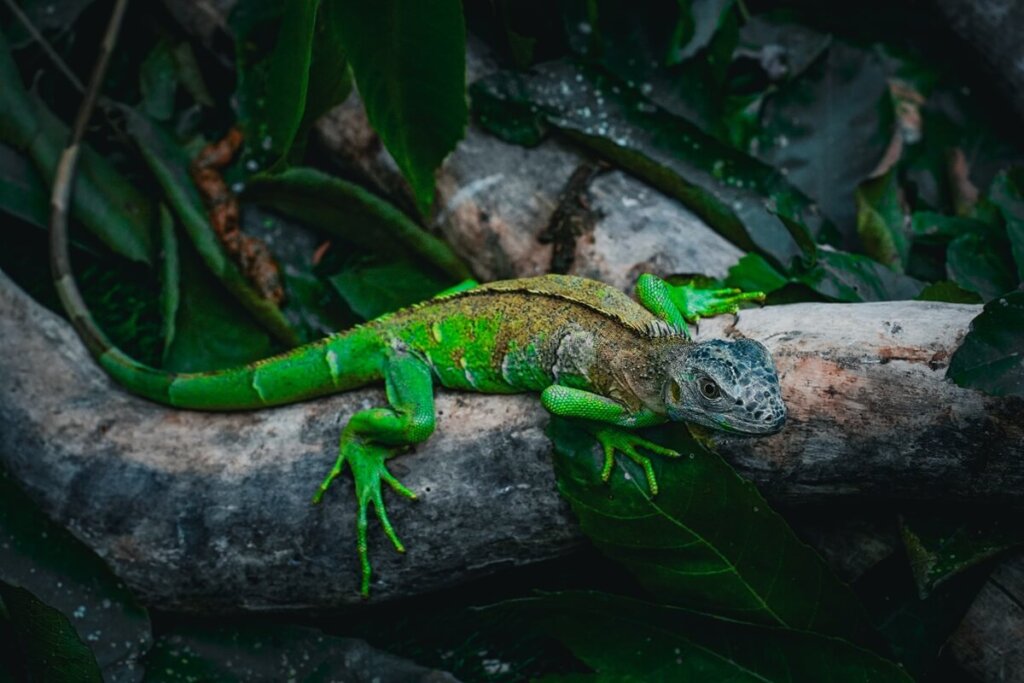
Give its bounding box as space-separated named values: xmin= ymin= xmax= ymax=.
xmin=49 ymin=1 xmax=383 ymax=411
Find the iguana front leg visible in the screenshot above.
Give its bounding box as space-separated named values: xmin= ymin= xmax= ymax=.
xmin=312 ymin=349 xmax=435 ymax=597
xmin=636 ymin=273 xmax=765 ymax=332
xmin=541 ymin=386 xmax=678 ymax=495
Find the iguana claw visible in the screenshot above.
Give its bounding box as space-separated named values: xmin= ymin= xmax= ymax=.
xmin=593 ymin=427 xmax=680 ymax=496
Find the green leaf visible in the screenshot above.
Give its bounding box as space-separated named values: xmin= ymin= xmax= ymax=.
xmin=914 ymin=281 xmax=981 ymax=304
xmin=737 ymin=13 xmax=832 ymax=85
xmin=989 ymin=167 xmax=1024 ymax=282
xmin=158 ymin=205 xmax=181 ymax=361
xmin=0 ymin=583 xmax=102 ymax=683
xmin=947 ymin=291 xmax=1024 ymax=397
xmin=122 ymin=107 xmax=299 ymax=345
xmin=798 ymin=249 xmax=924 ymax=302
xmin=723 ymin=252 xmax=789 ymax=294
xmin=945 ymin=232 xmax=1017 ymax=302
xmin=327 ymin=253 xmax=451 ymax=320
xmin=0 ymin=143 xmax=47 ymax=228
xmin=668 ymin=0 xmax=733 ymax=64
xmin=330 ymin=0 xmax=467 ymax=215
xmin=162 ymin=231 xmax=275 ymax=372
xmin=232 ymin=0 xmax=321 ymax=169
xmin=472 ymin=60 xmax=822 ymax=271
xmin=909 ymin=211 xmax=992 ymax=246
xmin=245 ymin=166 xmax=471 ymax=280
xmin=140 ymin=39 xmax=178 ymax=121
xmin=171 ymin=43 xmax=215 ymax=107
xmin=900 ymin=507 xmax=1024 ymax=597
xmin=484 ymin=591 xmax=910 ymax=682
xmin=856 ymin=170 xmax=909 ymax=272
xmin=0 ymin=31 xmax=155 ymax=265
xmin=548 ymin=420 xmax=877 ymax=644
xmin=0 ymin=471 xmax=151 ymax=680
xmin=755 ymin=42 xmax=894 ymax=241
xmin=299 ymin=0 xmax=354 ymax=144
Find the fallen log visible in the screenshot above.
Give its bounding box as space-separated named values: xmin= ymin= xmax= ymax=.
xmin=1 ymin=268 xmax=1019 ymax=611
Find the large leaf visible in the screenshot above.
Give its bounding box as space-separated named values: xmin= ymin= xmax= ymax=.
xmin=0 ymin=471 xmax=151 ymax=681
xmin=756 ymin=42 xmax=894 ymax=243
xmin=548 ymin=420 xmax=878 ymax=645
xmin=947 ymin=290 xmax=1024 ymax=397
xmin=246 ymin=166 xmax=471 ymax=280
xmin=0 ymin=31 xmax=154 ymax=264
xmin=0 ymin=584 xmax=102 ymax=683
xmin=327 ymin=253 xmax=451 ymax=320
xmin=945 ymin=231 xmax=1017 ymax=302
xmin=122 ymin=107 xmax=299 ymax=345
xmin=330 ymin=0 xmax=467 ymax=215
xmin=484 ymin=591 xmax=910 ymax=682
xmin=0 ymin=143 xmax=47 ymax=228
xmin=139 ymin=39 xmax=178 ymax=121
xmin=856 ymin=170 xmax=909 ymax=272
xmin=800 ymin=248 xmax=924 ymax=302
xmin=472 ymin=59 xmax=821 ymax=271
xmin=989 ymin=167 xmax=1024 ymax=282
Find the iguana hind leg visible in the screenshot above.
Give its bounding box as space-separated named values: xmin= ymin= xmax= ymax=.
xmin=312 ymin=349 xmax=435 ymax=597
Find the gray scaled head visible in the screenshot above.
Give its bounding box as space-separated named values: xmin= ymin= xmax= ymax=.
xmin=663 ymin=339 xmax=786 ymax=435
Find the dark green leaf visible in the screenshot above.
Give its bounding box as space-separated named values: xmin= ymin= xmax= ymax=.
xmin=914 ymin=281 xmax=981 ymax=304
xmin=484 ymin=591 xmax=909 ymax=682
xmin=331 ymin=0 xmax=467 ymax=215
xmin=4 ymin=0 xmax=95 ymax=48
xmin=900 ymin=507 xmax=1024 ymax=597
xmin=295 ymin=0 xmax=353 ymax=156
xmin=946 ymin=232 xmax=1017 ymax=302
xmin=162 ymin=233 xmax=275 ymax=372
xmin=171 ymin=43 xmax=215 ymax=107
xmin=723 ymin=252 xmax=789 ymax=294
xmin=548 ymin=420 xmax=877 ymax=644
xmin=668 ymin=0 xmax=733 ymax=64
xmin=232 ymin=0 xmax=319 ymax=168
xmin=0 ymin=31 xmax=155 ymax=265
xmin=0 ymin=143 xmax=47 ymax=228
xmin=798 ymin=249 xmax=924 ymax=302
xmin=756 ymin=42 xmax=894 ymax=242
xmin=327 ymin=253 xmax=450 ymax=320
xmin=0 ymin=471 xmax=151 ymax=681
xmin=0 ymin=584 xmax=102 ymax=683
xmin=737 ymin=13 xmax=832 ymax=85
xmin=989 ymin=167 xmax=1024 ymax=282
xmin=158 ymin=205 xmax=180 ymax=361
xmin=246 ymin=167 xmax=471 ymax=280
xmin=910 ymin=211 xmax=992 ymax=245
xmin=140 ymin=40 xmax=178 ymax=121
xmin=856 ymin=170 xmax=909 ymax=271
xmin=472 ymin=60 xmax=822 ymax=271
xmin=947 ymin=291 xmax=1024 ymax=397
xmin=122 ymin=107 xmax=299 ymax=345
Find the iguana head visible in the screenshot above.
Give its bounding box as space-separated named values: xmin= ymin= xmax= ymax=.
xmin=663 ymin=339 xmax=786 ymax=435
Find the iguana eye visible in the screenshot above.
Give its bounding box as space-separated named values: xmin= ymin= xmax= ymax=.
xmin=699 ymin=378 xmax=720 ymax=400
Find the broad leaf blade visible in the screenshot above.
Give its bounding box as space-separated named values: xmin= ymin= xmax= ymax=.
xmin=484 ymin=591 xmax=910 ymax=682
xmin=945 ymin=232 xmax=1016 ymax=302
xmin=327 ymin=254 xmax=451 ymax=320
xmin=947 ymin=290 xmax=1024 ymax=397
xmin=989 ymin=167 xmax=1024 ymax=282
xmin=548 ymin=420 xmax=877 ymax=645
xmin=856 ymin=170 xmax=909 ymax=272
xmin=330 ymin=0 xmax=468 ymax=215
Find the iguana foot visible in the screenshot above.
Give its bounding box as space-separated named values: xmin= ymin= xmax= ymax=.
xmin=593 ymin=427 xmax=680 ymax=496
xmin=668 ymin=282 xmax=765 ymax=323
xmin=313 ymin=436 xmax=417 ymax=597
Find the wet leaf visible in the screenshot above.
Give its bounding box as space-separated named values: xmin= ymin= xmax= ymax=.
xmin=945 ymin=232 xmax=1016 ymax=302
xmin=472 ymin=59 xmax=822 ymax=271
xmin=246 ymin=167 xmax=471 ymax=280
xmin=331 ymin=0 xmax=467 ymax=215
xmin=0 ymin=471 xmax=151 ymax=681
xmin=900 ymin=507 xmax=1024 ymax=597
xmin=856 ymin=170 xmax=909 ymax=271
xmin=989 ymin=167 xmax=1024 ymax=282
xmin=947 ymin=290 xmax=1024 ymax=397
xmin=0 ymin=31 xmax=155 ymax=265
xmin=122 ymin=107 xmax=299 ymax=345
xmin=484 ymin=591 xmax=909 ymax=682
xmin=548 ymin=420 xmax=878 ymax=645
xmin=755 ymin=42 xmax=894 ymax=243
xmin=327 ymin=253 xmax=451 ymax=320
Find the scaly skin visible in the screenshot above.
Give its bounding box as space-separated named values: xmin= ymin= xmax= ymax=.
xmin=55 ymin=269 xmax=786 ymax=596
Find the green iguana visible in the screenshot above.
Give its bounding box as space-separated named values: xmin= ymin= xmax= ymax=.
xmin=48 ymin=40 xmax=785 ymax=596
